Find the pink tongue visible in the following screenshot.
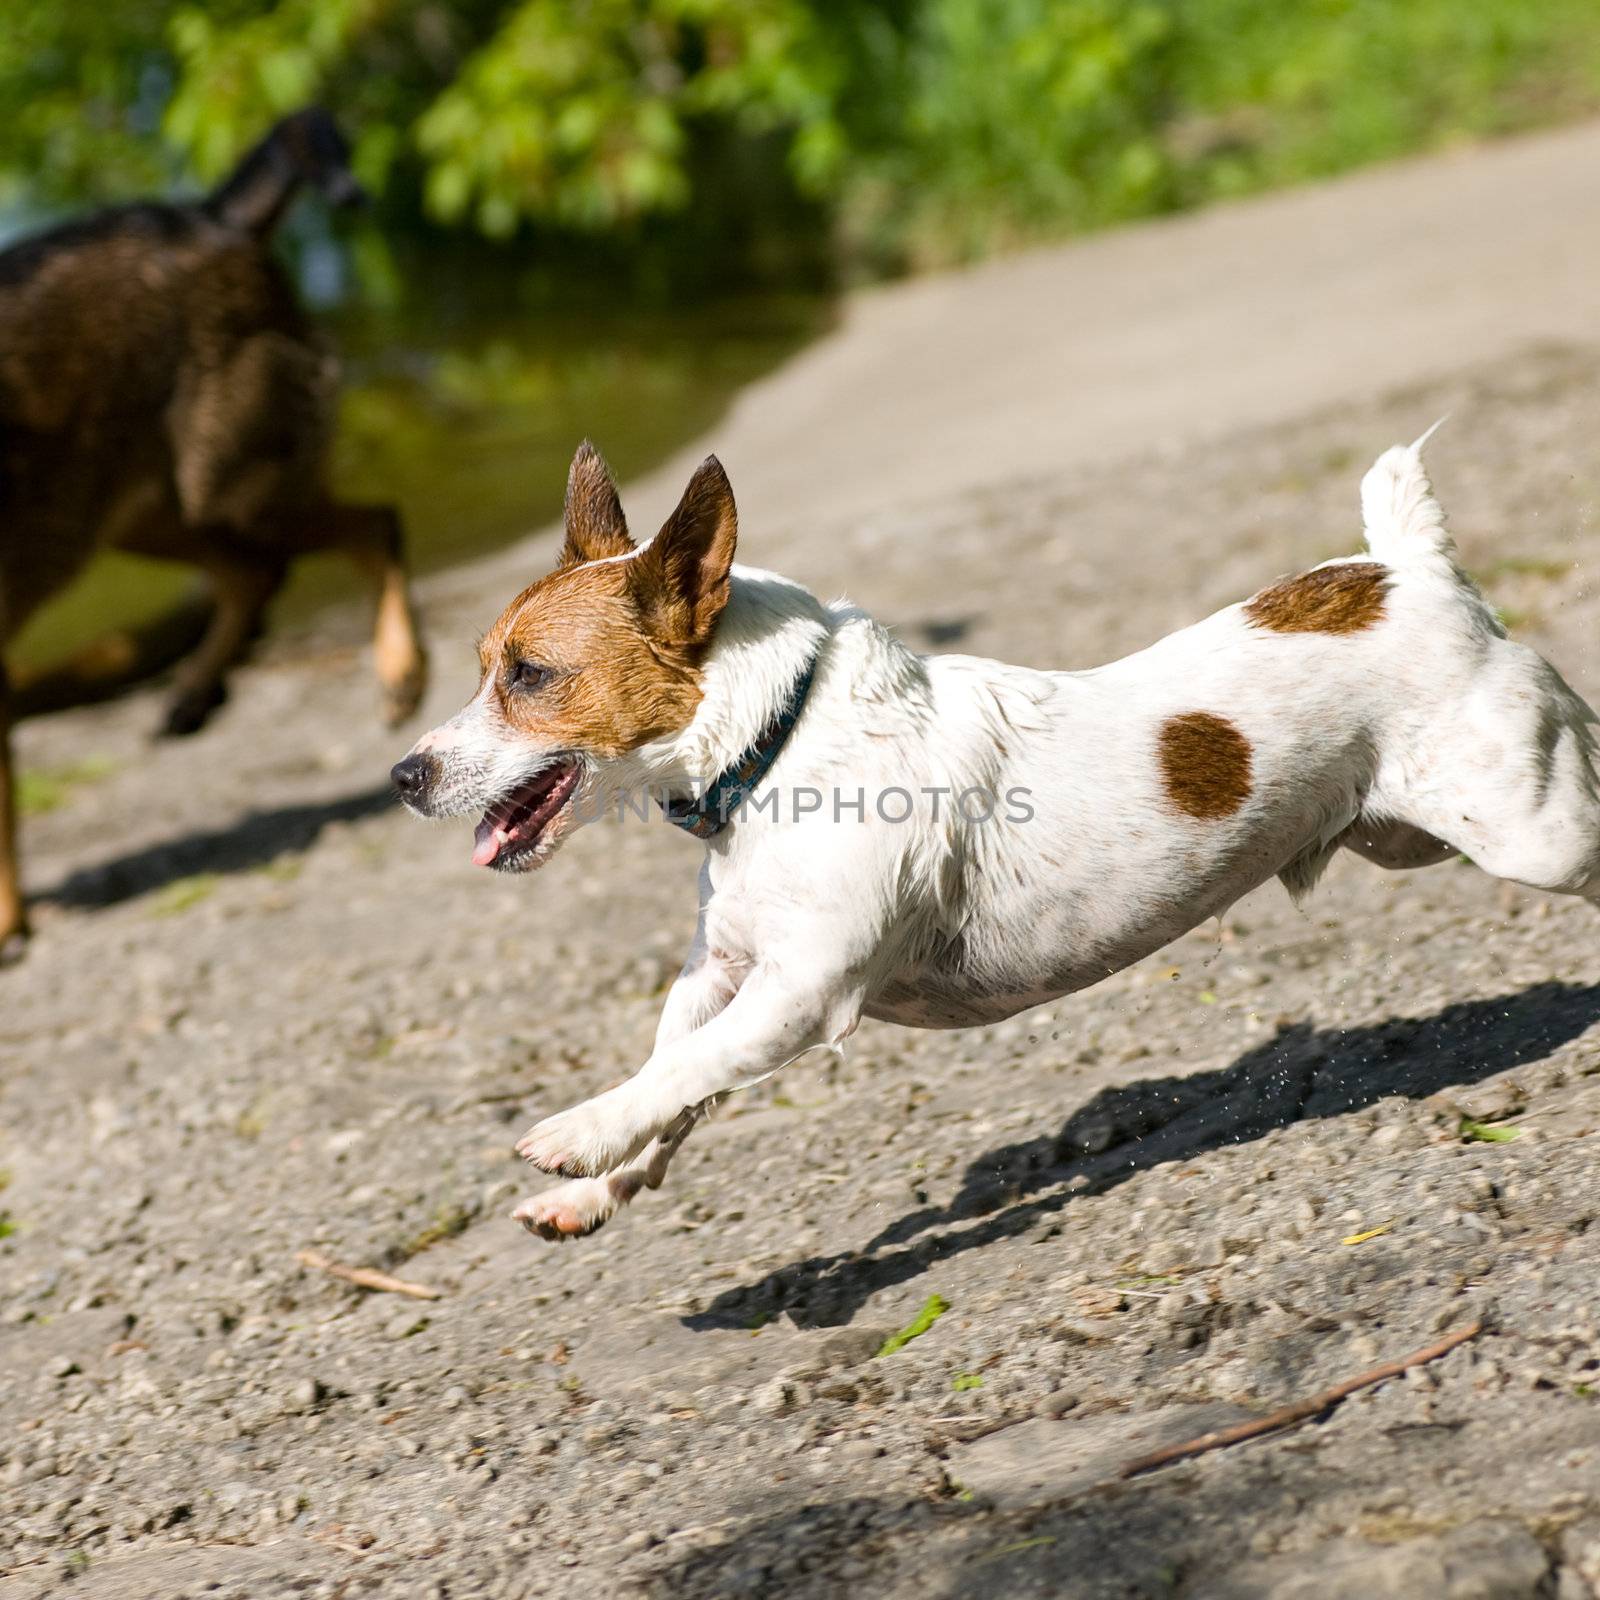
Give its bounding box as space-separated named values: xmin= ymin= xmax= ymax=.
xmin=472 ymin=819 xmax=508 ymax=867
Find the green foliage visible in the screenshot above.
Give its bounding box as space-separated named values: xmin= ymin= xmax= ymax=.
xmin=3 ymin=0 xmax=1600 ymax=271
xmin=871 ymin=0 xmax=1177 ymax=260
xmin=0 ymin=0 xmax=177 ymax=206
xmin=164 ymin=0 xmax=395 ymax=182
xmin=414 ymin=0 xmax=847 ymax=235
xmin=840 ymin=0 xmax=1600 ymax=267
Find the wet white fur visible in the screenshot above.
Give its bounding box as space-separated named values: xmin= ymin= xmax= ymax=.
xmin=406 ymin=437 xmax=1600 ymax=1240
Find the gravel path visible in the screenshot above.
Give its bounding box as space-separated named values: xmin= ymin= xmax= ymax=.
xmin=5 ymin=135 xmax=1600 ymax=1599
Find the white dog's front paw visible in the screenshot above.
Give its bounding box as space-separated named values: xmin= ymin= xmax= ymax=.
xmin=512 ymin=1174 xmax=643 ymax=1241
xmin=514 ymin=1088 xmax=655 ymax=1178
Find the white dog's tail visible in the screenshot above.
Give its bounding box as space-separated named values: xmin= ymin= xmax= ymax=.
xmin=1360 ymin=419 xmax=1457 ymax=569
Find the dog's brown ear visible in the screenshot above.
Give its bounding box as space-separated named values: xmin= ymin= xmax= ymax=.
xmin=559 ymin=440 xmax=633 ymax=567
xmin=632 ymin=455 xmax=737 ymax=648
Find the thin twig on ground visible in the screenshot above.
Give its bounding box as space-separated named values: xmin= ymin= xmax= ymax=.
xmin=1119 ymin=1320 xmax=1483 ymax=1478
xmin=295 ymin=1249 xmax=442 ymax=1301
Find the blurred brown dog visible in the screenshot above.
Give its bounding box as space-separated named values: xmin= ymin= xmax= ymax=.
xmin=0 ymin=107 xmax=428 ymax=961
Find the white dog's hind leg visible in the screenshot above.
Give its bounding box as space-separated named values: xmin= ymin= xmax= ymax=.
xmin=1340 ymin=817 xmax=1457 ymax=872
xmin=1398 ymin=656 xmax=1600 ymax=902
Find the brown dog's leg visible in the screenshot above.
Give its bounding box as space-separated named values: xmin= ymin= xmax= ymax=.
xmin=10 ymin=593 xmax=215 ymax=719
xmin=249 ymin=500 xmax=428 ymax=726
xmin=161 ymin=553 xmax=284 ymax=737
xmin=105 ymin=511 xmax=285 ymax=739
xmin=326 ymin=502 xmax=427 ymax=726
xmin=0 ymin=663 xmax=28 ymax=963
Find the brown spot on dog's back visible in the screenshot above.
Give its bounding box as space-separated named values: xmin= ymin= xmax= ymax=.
xmin=1159 ymin=712 xmax=1253 ymax=820
xmin=1244 ymin=561 xmax=1389 ymax=634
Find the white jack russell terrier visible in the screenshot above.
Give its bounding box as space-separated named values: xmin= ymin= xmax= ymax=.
xmin=392 ymin=433 xmax=1600 ymax=1241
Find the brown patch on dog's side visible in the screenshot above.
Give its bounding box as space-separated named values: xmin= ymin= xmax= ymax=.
xmin=1158 ymin=712 xmax=1253 ymax=820
xmin=1244 ymin=561 xmax=1389 ymax=634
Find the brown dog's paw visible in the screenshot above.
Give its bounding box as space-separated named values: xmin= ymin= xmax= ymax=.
xmin=0 ymin=924 xmax=31 ymax=967
xmin=159 ymin=681 xmax=228 ymax=739
xmin=379 ymin=651 xmax=428 ymax=728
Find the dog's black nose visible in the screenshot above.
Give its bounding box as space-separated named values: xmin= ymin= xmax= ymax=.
xmin=390 ymin=752 xmax=436 ymax=803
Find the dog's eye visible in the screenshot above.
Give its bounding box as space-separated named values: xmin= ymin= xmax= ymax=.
xmin=512 ymin=661 xmax=551 ymax=692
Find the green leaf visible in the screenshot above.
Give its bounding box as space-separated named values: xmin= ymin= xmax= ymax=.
xmin=952 ymin=1371 xmax=983 ymax=1391
xmin=874 ymin=1293 xmax=950 ymax=1357
xmin=257 ymin=48 xmax=315 ymax=110
xmin=1459 ymin=1117 xmax=1521 ymax=1143
xmin=425 ymin=161 xmax=472 ymax=221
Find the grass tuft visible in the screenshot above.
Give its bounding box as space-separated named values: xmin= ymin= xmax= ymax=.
xmin=149 ymin=874 xmax=220 ymax=917
xmin=16 ymin=757 xmax=117 ymax=817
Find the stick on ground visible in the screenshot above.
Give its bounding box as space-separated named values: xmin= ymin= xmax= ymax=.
xmin=1119 ymin=1320 xmax=1483 ymax=1478
xmin=295 ymin=1249 xmax=442 ymax=1301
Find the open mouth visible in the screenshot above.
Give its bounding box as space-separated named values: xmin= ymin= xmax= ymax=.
xmin=472 ymin=761 xmax=582 ymax=870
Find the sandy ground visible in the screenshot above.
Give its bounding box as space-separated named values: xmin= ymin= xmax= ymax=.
xmin=5 ymin=123 xmax=1600 ymax=1599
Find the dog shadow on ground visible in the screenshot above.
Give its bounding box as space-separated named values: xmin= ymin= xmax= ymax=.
xmin=687 ymin=980 xmax=1600 ymax=1332
xmin=37 ymin=783 xmax=396 ymax=910
xmin=638 ymin=1460 xmax=1338 ymax=1600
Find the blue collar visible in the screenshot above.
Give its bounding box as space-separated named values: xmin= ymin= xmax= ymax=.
xmin=662 ymin=659 xmax=816 ymax=840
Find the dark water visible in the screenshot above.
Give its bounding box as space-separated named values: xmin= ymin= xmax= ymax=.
xmin=11 ymin=289 xmax=827 ymax=669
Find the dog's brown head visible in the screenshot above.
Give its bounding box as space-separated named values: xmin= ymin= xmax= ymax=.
xmin=275 ymin=108 xmax=366 ymax=210
xmin=391 ymin=442 xmax=737 ymax=871
xmin=205 ymin=107 xmax=367 ymax=236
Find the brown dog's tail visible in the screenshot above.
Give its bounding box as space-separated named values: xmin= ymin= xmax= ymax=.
xmin=204 ymin=107 xmax=365 ymax=239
